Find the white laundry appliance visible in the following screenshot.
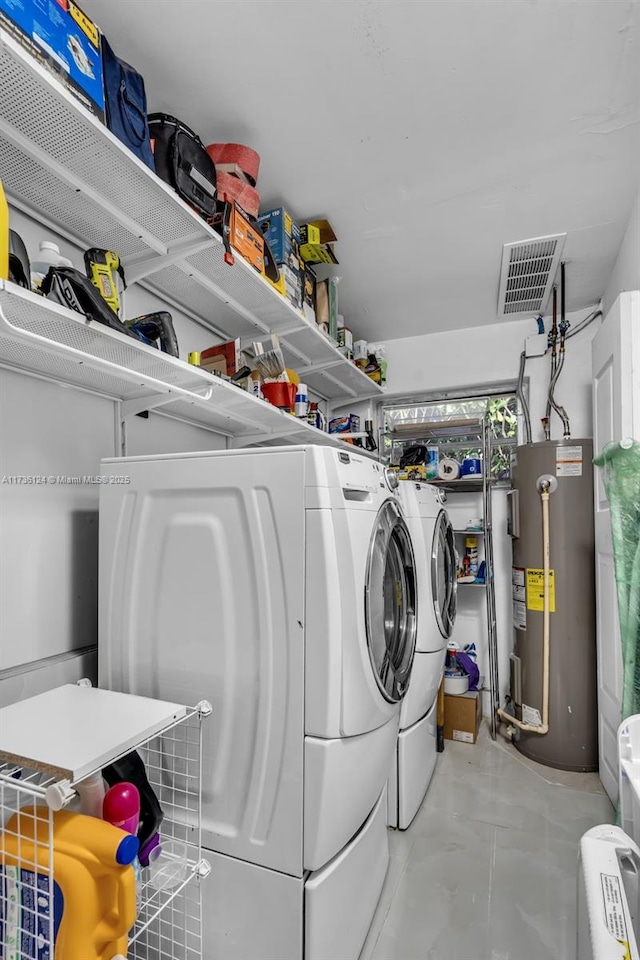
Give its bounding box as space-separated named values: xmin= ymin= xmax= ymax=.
xmin=387 ymin=481 xmax=457 ymax=829
xmin=578 ymin=715 xmax=640 ymax=959
xmin=98 ymin=444 xmax=417 ymax=960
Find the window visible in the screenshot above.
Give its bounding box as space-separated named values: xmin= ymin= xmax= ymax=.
xmin=383 ymin=393 xmax=518 ymax=482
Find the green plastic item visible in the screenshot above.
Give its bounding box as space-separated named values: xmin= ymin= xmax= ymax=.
xmin=594 ymin=439 xmax=640 ymax=720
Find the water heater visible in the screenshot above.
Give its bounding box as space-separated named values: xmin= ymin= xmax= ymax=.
xmin=508 ymin=440 xmax=597 ymax=771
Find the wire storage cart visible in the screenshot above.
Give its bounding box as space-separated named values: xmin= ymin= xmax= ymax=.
xmin=384 ymin=411 xmax=501 ymax=740
xmin=0 ymin=682 xmax=211 ymax=960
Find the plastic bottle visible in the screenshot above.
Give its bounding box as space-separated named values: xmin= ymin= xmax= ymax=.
xmin=294 ymin=382 xmax=308 ymax=418
xmin=30 ymin=240 xmax=74 ymax=290
xmin=102 ymin=749 xmax=164 ymax=867
xmin=75 ymin=770 xmax=107 ymax=818
xmin=1 ymin=808 xmax=138 ymax=960
xmin=465 ymin=536 xmax=479 ymax=576
xmin=103 ymin=781 xmax=142 ymax=911
xmin=0 ymin=180 xmax=8 ymax=281
xmin=103 ymin=781 xmax=141 ymax=835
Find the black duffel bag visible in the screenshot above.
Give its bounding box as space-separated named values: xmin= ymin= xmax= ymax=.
xmin=148 ymin=114 xmax=217 ymax=219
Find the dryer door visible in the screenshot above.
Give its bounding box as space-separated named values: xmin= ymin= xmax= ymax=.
xmin=365 ymin=499 xmax=417 ymax=702
xmin=432 ymin=510 xmax=457 ymax=639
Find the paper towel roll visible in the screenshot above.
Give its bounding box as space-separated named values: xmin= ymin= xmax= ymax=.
xmin=438 ymin=458 xmax=460 ymax=480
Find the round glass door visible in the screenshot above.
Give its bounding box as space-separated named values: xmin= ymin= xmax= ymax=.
xmin=365 ymin=499 xmax=417 ymax=702
xmin=431 ymin=510 xmax=457 ymax=638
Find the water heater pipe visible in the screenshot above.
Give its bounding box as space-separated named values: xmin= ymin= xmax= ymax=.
xmin=498 ymin=479 xmax=552 ymax=735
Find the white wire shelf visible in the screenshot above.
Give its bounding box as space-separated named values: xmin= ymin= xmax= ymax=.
xmin=0 ymin=28 xmax=382 ymax=403
xmin=428 ymin=477 xmax=492 ymax=493
xmin=0 ymin=684 xmax=210 ymax=960
xmin=0 ymin=282 xmax=378 ymax=454
xmin=0 ymin=685 xmax=187 ymax=783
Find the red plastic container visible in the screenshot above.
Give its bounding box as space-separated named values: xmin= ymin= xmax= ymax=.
xmin=262 ymin=382 xmax=296 ymax=411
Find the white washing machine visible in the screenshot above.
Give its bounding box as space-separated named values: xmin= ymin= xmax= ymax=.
xmin=578 ymin=715 xmax=640 ymax=959
xmin=98 ymin=444 xmax=417 ymax=960
xmin=387 ymin=481 xmax=457 ymax=829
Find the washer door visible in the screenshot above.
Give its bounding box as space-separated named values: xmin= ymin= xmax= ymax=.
xmin=431 ymin=510 xmax=457 ymax=639
xmin=365 ymin=499 xmax=417 ymax=702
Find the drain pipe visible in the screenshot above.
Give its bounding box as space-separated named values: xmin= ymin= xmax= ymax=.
xmin=498 ymin=477 xmax=553 ymax=735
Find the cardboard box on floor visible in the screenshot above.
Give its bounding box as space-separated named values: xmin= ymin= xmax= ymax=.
xmin=444 ymin=691 xmax=482 ymax=743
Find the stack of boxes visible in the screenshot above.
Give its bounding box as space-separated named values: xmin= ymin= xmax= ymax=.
xmin=257 ymin=208 xmax=303 ymax=312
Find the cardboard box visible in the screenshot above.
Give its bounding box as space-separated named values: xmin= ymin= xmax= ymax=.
xmin=0 ymin=0 xmax=105 ymax=120
xmin=302 ymin=264 xmax=316 ymax=323
xmin=314 ymin=277 xmax=339 ymax=340
xmin=257 ymin=207 xmax=300 ymax=269
xmin=265 ymin=263 xmax=303 ymax=312
xmin=258 ymin=207 xmax=303 ymax=310
xmin=201 ymin=338 xmax=242 ymax=378
xmin=298 ymin=219 xmax=339 ymax=265
xmin=229 ymin=203 xmax=264 ymax=274
xmin=315 ymin=279 xmax=329 ymax=327
xmin=444 ymin=691 xmax=482 ymax=744
xmin=327 ymin=277 xmax=339 ymax=341
xmin=329 ymin=414 xmax=360 ymax=437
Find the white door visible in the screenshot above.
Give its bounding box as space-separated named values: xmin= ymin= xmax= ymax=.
xmin=592 ymin=291 xmax=640 ymax=803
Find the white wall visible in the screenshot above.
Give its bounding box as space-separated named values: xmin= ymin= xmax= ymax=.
xmin=382 ymin=307 xmax=601 ymax=442
xmin=0 ymin=206 xmax=227 ymax=703
xmin=603 ymin=187 xmax=640 ymax=319
xmin=375 ymin=306 xmax=601 ymax=714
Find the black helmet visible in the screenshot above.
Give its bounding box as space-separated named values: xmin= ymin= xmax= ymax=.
xmin=8 ymin=230 xmax=30 ymax=288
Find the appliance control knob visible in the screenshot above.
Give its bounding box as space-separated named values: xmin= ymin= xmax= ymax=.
xmin=385 ymin=469 xmax=399 ymax=491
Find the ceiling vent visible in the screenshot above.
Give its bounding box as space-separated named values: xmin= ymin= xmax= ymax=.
xmin=497 ymin=233 xmax=566 ymax=317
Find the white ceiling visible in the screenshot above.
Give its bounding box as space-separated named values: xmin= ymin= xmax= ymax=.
xmin=84 ymin=0 xmax=640 ymax=341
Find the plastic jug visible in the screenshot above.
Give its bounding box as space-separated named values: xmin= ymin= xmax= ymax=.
xmin=0 ymin=807 xmax=138 ymax=960
xmin=0 ymin=180 xmax=8 ymax=281
xmin=30 ymin=240 xmax=73 ymax=290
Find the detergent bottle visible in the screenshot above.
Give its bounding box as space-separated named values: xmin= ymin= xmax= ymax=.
xmin=0 ymin=180 xmax=8 ymax=281
xmin=0 ymin=807 xmax=138 ymax=960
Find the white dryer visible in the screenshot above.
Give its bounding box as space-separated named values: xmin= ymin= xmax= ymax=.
xmin=98 ymin=444 xmax=417 ymax=960
xmin=388 ymin=481 xmax=457 ymax=829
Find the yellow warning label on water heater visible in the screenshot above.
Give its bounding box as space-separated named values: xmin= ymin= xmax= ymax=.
xmin=526 ymin=569 xmax=556 ymax=612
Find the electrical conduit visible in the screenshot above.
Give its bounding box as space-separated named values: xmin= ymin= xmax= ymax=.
xmin=498 ymin=480 xmax=551 ymax=735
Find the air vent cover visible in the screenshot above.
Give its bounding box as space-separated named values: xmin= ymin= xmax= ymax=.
xmin=497 ymin=234 xmax=566 ymax=317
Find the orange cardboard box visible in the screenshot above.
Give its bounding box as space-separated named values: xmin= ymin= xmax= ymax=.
xmin=229 ymin=203 xmax=264 ymax=274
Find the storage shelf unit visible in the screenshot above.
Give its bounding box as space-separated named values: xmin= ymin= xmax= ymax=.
xmin=0 ymin=683 xmax=211 ymax=960
xmin=0 ymin=27 xmax=383 ymax=404
xmin=0 ymin=281 xmax=379 ymax=452
xmin=387 ymin=414 xmax=500 ymax=739
xmin=428 ymin=478 xmax=492 ymax=493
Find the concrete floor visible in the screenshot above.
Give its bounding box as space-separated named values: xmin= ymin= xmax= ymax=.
xmin=360 ymin=723 xmax=614 ymax=960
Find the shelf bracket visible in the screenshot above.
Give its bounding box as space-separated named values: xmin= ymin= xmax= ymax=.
xmin=121 ymin=385 xmax=214 ymax=419
xmin=126 ymin=238 xmax=216 ymax=284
